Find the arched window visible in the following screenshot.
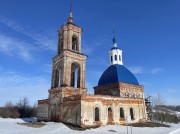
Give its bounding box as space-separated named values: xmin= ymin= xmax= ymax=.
xmin=71 ymin=63 xmax=80 ymax=88
xmin=115 ymin=55 xmax=117 ymax=61
xmin=54 ymin=67 xmax=62 ymax=87
xmin=95 ymin=107 xmax=100 ymax=121
xmin=58 ymin=35 xmax=63 ymax=54
xmin=120 ymin=107 xmax=125 ymax=119
xmin=72 ymin=37 xmax=77 ymax=51
xmin=130 ymin=107 xmax=135 ymax=120
xmin=74 ymin=68 xmax=78 ymax=87
xmin=60 ymin=35 xmax=63 ymax=50
xmin=119 ymin=55 xmax=121 ymax=61
xmin=108 ymin=107 xmax=113 ymax=122
xmin=58 ymin=33 xmax=63 ymax=54
xmin=58 ymin=68 xmax=62 ymax=87
xmin=55 ymin=68 xmax=59 ymax=87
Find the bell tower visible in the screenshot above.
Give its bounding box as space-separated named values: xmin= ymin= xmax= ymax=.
xmin=57 ymin=5 xmax=82 ymax=54
xmin=50 ymin=6 xmax=87 ymax=95
xmin=47 ymin=6 xmax=87 ymax=122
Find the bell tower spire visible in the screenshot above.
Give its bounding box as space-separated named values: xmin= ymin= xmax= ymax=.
xmin=109 ymin=30 xmax=123 ymax=66
xmin=70 ymin=4 xmax=73 ymax=18
xmin=113 ymin=36 xmax=117 ymax=47
xmin=68 ymin=4 xmax=73 ymax=23
xmin=112 ymin=29 xmax=117 ymax=47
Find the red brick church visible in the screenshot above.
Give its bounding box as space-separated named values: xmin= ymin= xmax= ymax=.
xmin=37 ymin=7 xmax=147 ymax=128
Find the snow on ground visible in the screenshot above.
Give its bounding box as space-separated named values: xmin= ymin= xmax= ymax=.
xmin=175 ymin=111 xmax=180 ymax=117
xmin=0 ymin=118 xmax=180 ymax=134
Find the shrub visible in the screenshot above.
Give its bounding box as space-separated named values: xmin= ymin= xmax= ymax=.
xmin=0 ymin=97 xmax=37 ymax=118
xmin=0 ymin=101 xmax=19 ymax=118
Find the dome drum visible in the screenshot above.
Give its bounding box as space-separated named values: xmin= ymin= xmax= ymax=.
xmin=94 ymin=82 xmax=143 ymax=97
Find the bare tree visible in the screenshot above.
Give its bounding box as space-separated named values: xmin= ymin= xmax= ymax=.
xmin=16 ymin=97 xmax=31 ymax=117
xmin=151 ymin=92 xmax=166 ymax=123
xmin=31 ymin=102 xmax=38 ymax=117
xmin=151 ymin=92 xmax=166 ymax=108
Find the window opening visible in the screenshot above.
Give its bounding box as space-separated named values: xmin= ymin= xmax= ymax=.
xmin=72 ymin=37 xmax=77 ymax=51
xmin=95 ymin=107 xmax=100 ymax=121
xmin=115 ymin=55 xmax=117 ymax=61
xmin=71 ymin=63 xmax=80 ymax=88
xmin=120 ymin=107 xmax=125 ymax=118
xmin=130 ymin=107 xmax=135 ymax=120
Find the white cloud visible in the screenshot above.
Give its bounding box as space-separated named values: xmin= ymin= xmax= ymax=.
xmin=128 ymin=66 xmax=144 ymax=74
xmin=163 ymin=88 xmax=180 ymax=105
xmin=0 ymin=68 xmax=49 ymax=87
xmin=0 ymin=16 xmax=24 ymax=32
xmin=0 ymin=67 xmax=50 ymax=106
xmin=0 ymin=34 xmax=33 ymax=61
xmin=42 ymin=64 xmax=52 ymax=74
xmin=128 ymin=66 xmax=164 ymax=75
xmin=93 ymin=38 xmax=110 ymax=47
xmin=88 ymin=57 xmax=108 ymax=66
xmin=0 ymin=16 xmax=57 ymax=51
xmin=150 ymin=68 xmax=164 ymax=74
xmin=139 ymin=81 xmax=151 ymax=86
xmin=86 ymin=81 xmax=94 ymax=94
xmin=166 ymin=87 xmax=180 ymax=94
xmin=145 ymin=87 xmax=180 ymax=105
xmin=82 ymin=44 xmax=93 ymax=55
xmin=30 ymin=33 xmax=57 ymax=51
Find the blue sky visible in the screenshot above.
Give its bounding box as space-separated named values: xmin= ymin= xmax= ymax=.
xmin=0 ymin=0 xmax=180 ymax=106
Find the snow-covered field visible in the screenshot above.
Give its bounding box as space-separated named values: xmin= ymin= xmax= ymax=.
xmin=0 ymin=118 xmax=180 ymax=134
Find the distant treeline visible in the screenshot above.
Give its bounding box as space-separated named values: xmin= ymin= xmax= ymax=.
xmin=152 ymin=111 xmax=180 ymax=124
xmin=157 ymin=105 xmax=180 ymax=112
xmin=150 ymin=104 xmax=180 ymax=124
xmin=0 ymin=97 xmax=37 ymax=118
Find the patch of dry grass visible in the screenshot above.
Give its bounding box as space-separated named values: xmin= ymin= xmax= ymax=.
xmin=17 ymin=122 xmax=46 ymax=128
xmin=64 ymin=123 xmax=86 ymax=131
xmin=129 ymin=122 xmax=170 ymax=127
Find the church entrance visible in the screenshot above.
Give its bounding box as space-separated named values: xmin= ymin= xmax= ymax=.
xmin=108 ymin=107 xmax=113 ymax=123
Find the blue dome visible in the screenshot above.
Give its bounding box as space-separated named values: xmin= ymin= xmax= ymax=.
xmin=98 ymin=64 xmax=139 ymax=86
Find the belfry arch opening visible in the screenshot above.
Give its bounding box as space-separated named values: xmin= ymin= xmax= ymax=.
xmin=72 ymin=36 xmax=78 ymax=51
xmin=71 ymin=63 xmax=80 ymax=88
